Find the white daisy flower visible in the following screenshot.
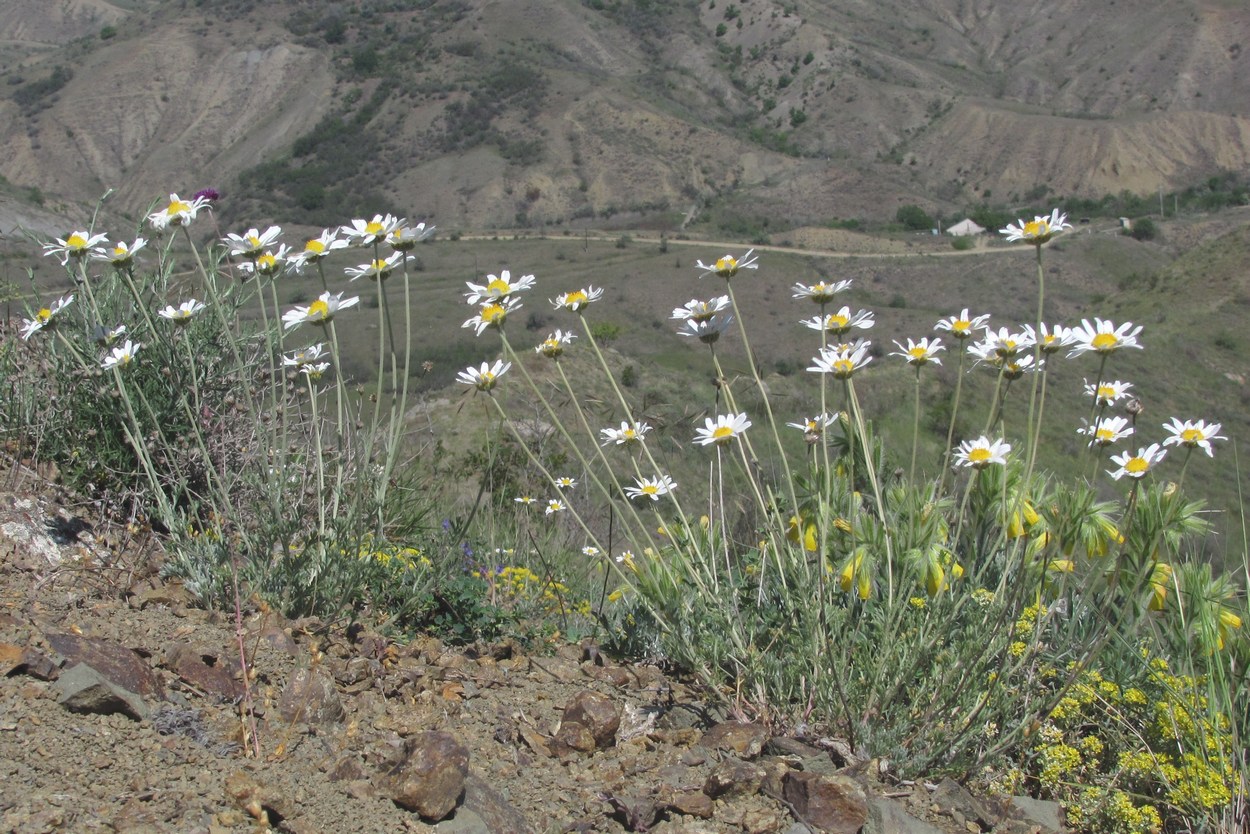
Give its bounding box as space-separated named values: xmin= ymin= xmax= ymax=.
xmin=94 ymin=238 xmax=147 ymax=269
xmin=892 ymin=337 xmax=945 ymax=367
xmin=676 ymin=314 xmax=734 ymax=344
xmin=102 ymin=339 xmax=142 ymax=370
xmin=1108 ymin=444 xmax=1166 ymax=480
xmin=695 ymin=249 xmax=759 ymax=279
xmin=148 ymin=193 xmax=211 ymax=229
xmin=952 ymin=436 xmax=1011 ymax=469
xmin=282 ymin=292 xmax=360 ymax=330
xmin=341 ymin=214 xmax=404 ymax=247
xmin=935 ymin=309 xmax=990 ymax=340
xmin=456 ymin=359 xmax=511 ymax=392
xmin=807 ymin=343 xmax=873 ymax=379
xmin=223 ymin=226 xmax=282 ymax=259
xmin=792 ymin=279 xmax=853 ymax=303
xmin=999 ymin=209 xmax=1071 ymax=245
xmin=600 ymin=421 xmax=651 ymax=446
xmin=388 ymin=222 xmax=435 ymax=251
xmin=20 ymin=294 xmax=74 ymax=340
xmin=694 ymin=412 xmax=752 ymax=447
xmin=800 ymin=306 xmax=874 ymax=336
xmin=43 ymin=231 xmax=108 ymax=265
xmin=535 ymin=329 xmax=576 ymax=358
xmin=235 ymin=245 xmax=292 ymax=279
xmin=284 ymin=343 xmax=328 ymax=367
xmin=625 ymin=475 xmax=677 ymax=501
xmin=293 ymin=229 xmax=348 ymax=268
xmin=1162 ymin=418 xmax=1226 ymax=458
xmin=671 ymin=296 xmax=731 ymax=322
xmin=344 ymin=252 xmax=404 ymax=281
xmin=462 ymin=297 xmax=523 ymax=336
xmin=551 ymin=286 xmax=604 ymax=312
xmin=1084 ymin=379 xmax=1134 ymax=407
xmin=1079 ymin=416 xmax=1134 ymax=447
xmin=465 ymin=270 xmax=536 ymax=305
xmin=1068 ymin=318 xmax=1144 ymax=357
xmin=158 ymin=299 xmax=207 ymax=325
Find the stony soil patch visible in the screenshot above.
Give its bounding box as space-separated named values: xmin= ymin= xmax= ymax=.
xmin=0 ymin=464 xmax=1064 ymax=833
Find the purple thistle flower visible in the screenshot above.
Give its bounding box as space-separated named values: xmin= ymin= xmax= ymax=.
xmin=193 ymin=188 xmax=221 ymax=202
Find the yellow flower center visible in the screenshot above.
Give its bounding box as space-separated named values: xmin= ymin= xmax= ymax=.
xmin=257 ymin=253 xmax=276 ymax=270
xmin=642 ymin=484 xmax=659 ymax=495
xmin=168 ymin=200 xmax=190 ymax=216
xmin=487 ymin=278 xmax=511 ymax=295
xmin=565 ymin=291 xmax=587 ymax=307
xmin=67 ymin=234 xmax=88 ymax=250
xmin=482 ymin=304 xmax=507 ymax=325
xmin=1091 ymin=333 xmax=1119 ymax=351
xmin=968 ymin=447 xmax=992 ymax=464
xmin=716 ymin=256 xmax=737 ymax=273
xmin=1096 ymin=429 xmax=1113 ymax=442
xmin=112 ymin=245 xmax=127 ymax=257
xmin=1023 ymin=219 xmax=1048 ymax=238
xmin=908 ymin=347 xmax=927 ymax=360
xmin=36 ymin=308 xmax=52 ymax=322
xmin=623 ymin=428 xmax=637 ymax=439
xmin=833 ymin=358 xmax=855 ymax=375
xmin=246 ymin=235 xmax=261 ymax=248
xmin=480 ymin=372 xmax=495 ymax=386
xmin=1126 ymin=457 xmax=1149 ymax=474
xmin=1097 ymin=385 xmax=1114 ymax=399
xmin=711 ymin=426 xmax=735 ymax=440
xmin=953 ymin=319 xmax=971 ymax=331
xmin=366 ymin=221 xmax=385 ymax=235
xmin=306 ymin=239 xmax=325 ymax=254
xmin=830 ymin=315 xmax=849 ymax=328
xmin=307 ymin=300 xmax=330 ymax=321
xmin=1181 ymin=428 xmax=1203 ymax=444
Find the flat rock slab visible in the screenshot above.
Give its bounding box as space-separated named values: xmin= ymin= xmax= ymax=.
xmin=45 ymin=632 xmax=163 ymax=699
xmin=53 ymin=662 xmax=149 ymax=720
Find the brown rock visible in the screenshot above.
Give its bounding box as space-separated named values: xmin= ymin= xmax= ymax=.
xmin=657 ymin=785 xmax=714 ymax=819
xmin=741 ymin=806 xmax=785 ymax=834
xmin=256 ymin=626 xmax=300 ymax=656
xmin=552 ymin=721 xmax=597 ymax=755
xmin=758 ymin=758 xmax=792 ymax=800
xmin=931 ymin=778 xmax=1003 ymax=830
xmin=559 ymin=690 xmax=621 ymax=749
xmin=782 ymin=771 xmax=868 ymax=834
xmin=385 ymin=731 xmax=470 ymax=820
xmin=603 ymin=792 xmax=660 ymax=830
xmin=277 ymin=668 xmax=344 ymax=725
xmin=165 ymin=643 xmax=242 ymax=701
xmin=699 ymin=721 xmax=769 ymax=759
xmin=703 ymin=758 xmax=766 ymax=798
xmin=44 ymin=632 xmax=163 ymax=699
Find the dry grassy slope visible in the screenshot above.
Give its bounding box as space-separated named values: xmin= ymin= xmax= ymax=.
xmin=1 ymin=0 xmax=1249 ymax=231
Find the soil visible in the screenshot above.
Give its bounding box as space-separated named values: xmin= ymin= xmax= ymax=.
xmin=0 ymin=459 xmax=1058 ymax=834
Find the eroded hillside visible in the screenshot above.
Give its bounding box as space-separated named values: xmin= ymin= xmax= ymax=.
xmin=1 ymin=0 xmax=1248 ymax=231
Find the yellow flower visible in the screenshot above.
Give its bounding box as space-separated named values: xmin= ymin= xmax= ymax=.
xmin=1147 ymin=562 xmax=1172 ymax=611
xmin=839 ymin=551 xmax=871 ymax=599
xmin=787 ymin=516 xmax=818 ymax=552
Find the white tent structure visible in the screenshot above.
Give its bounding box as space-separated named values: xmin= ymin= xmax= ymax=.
xmin=946 ymin=218 xmax=985 ymax=236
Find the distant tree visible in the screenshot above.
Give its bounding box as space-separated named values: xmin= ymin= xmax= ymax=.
xmin=895 ymin=205 xmax=934 ymax=231
xmin=1128 ymin=217 xmax=1159 ymax=241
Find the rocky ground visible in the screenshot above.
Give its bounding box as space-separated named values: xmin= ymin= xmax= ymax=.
xmin=0 ymin=459 xmax=1067 ymax=834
